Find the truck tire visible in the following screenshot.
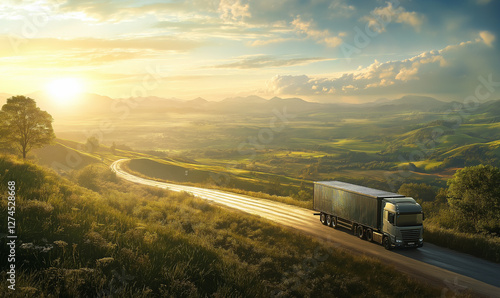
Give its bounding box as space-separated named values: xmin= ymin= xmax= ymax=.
xmin=352 ymin=224 xmax=357 ymax=236
xmin=326 ymin=215 xmax=332 ymax=227
xmin=366 ymin=229 xmax=373 ymax=242
xmin=331 ymin=216 xmax=337 ymax=229
xmin=357 ymin=226 xmax=364 ymax=239
xmin=383 ymin=236 xmax=392 ymax=250
xmin=320 ymin=213 xmax=327 ymax=225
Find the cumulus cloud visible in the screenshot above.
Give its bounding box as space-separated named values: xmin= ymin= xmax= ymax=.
xmin=267 ymin=36 xmax=499 ymax=99
xmin=479 ymin=31 xmax=496 ymax=47
xmin=212 ymin=55 xmax=330 ymax=69
xmin=362 ymin=1 xmax=425 ymax=33
xmin=292 ymin=16 xmax=344 ymax=48
xmin=267 ymin=75 xmax=311 ymax=94
xmin=218 ymin=0 xmax=251 ymax=21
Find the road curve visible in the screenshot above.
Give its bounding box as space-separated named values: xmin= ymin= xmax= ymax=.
xmin=111 ymin=159 xmax=500 ymax=297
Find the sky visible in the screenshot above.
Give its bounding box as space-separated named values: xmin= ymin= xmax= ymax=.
xmin=0 ymin=0 xmax=499 ymax=103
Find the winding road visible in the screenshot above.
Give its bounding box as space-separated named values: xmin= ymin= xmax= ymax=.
xmin=111 ymin=159 xmax=500 ymax=297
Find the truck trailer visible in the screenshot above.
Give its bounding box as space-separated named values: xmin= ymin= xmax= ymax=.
xmin=314 ymin=181 xmax=424 ymax=249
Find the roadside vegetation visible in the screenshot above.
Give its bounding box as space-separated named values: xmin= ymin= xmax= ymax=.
xmin=398 ymin=165 xmax=500 ymax=262
xmin=0 ymin=155 xmax=443 ymax=297
xmin=34 ymin=136 xmax=500 ymax=264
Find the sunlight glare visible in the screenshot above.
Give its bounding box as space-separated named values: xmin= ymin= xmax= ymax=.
xmin=46 ymin=78 xmax=83 ymax=104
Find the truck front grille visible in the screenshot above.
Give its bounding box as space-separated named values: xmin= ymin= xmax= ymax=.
xmin=401 ymin=229 xmax=420 ymax=242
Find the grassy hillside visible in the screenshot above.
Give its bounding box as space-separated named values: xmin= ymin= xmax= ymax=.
xmin=31 ymin=142 xmax=101 ymax=171
xmin=0 ymin=155 xmax=445 ymax=297
xmin=50 ymin=98 xmax=500 ymax=193
xmin=28 ymin=134 xmax=500 ymax=261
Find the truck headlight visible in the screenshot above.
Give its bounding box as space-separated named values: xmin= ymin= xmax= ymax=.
xmin=396 ymin=239 xmax=403 ymax=243
xmin=419 ymin=238 xmax=423 ymax=242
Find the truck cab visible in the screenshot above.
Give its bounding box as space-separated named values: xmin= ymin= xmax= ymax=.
xmin=382 ymin=197 xmax=424 ymax=249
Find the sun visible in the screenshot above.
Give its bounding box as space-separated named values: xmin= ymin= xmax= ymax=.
xmin=46 ymin=78 xmax=84 ymax=104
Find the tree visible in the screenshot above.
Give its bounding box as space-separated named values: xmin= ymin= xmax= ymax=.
xmin=0 ymin=96 xmax=55 ymax=159
xmin=86 ymin=136 xmax=100 ymax=153
xmin=447 ymin=164 xmax=500 ymax=230
xmin=267 ymin=176 xmax=281 ymax=195
xmin=398 ymin=183 xmax=437 ymax=202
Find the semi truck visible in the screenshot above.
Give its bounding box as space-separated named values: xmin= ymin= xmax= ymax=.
xmin=313 ymin=181 xmax=424 ymax=249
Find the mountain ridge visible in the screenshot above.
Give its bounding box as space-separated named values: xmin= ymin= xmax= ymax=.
xmin=2 ymin=90 xmax=498 ymax=119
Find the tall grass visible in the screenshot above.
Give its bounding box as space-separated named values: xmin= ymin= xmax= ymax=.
xmin=0 ymin=156 xmax=441 ymax=297
xmin=424 ymin=222 xmax=500 ymax=263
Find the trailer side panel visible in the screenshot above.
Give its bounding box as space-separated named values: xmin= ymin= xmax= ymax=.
xmin=314 ymin=182 xmax=384 ymax=229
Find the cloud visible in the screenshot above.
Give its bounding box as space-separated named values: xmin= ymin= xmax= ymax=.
xmin=267 ymin=36 xmax=499 ymax=100
xmin=291 ymin=16 xmax=344 ymax=48
xmin=154 ymin=18 xmax=278 ymax=42
xmin=248 ymin=38 xmax=295 ymax=47
xmin=45 ymin=0 xmax=220 ymax=23
xmin=49 ymin=0 xmax=187 ymax=22
xmin=0 ymin=35 xmax=203 ymax=58
xmin=0 ymin=50 xmax=153 ymax=68
xmin=328 ymin=0 xmax=356 ymax=18
xmin=479 ymin=31 xmax=496 ymax=47
xmin=212 ymin=55 xmax=330 ymax=69
xmin=218 ymin=0 xmax=251 ymax=21
xmin=362 ymin=1 xmax=425 ymax=33
xmin=268 ymin=75 xmax=311 ymax=94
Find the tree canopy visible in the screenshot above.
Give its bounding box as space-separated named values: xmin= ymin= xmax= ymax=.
xmin=0 ymin=96 xmax=55 ymax=158
xmin=447 ymin=164 xmax=500 ymax=232
xmin=398 ymin=183 xmax=437 ymax=202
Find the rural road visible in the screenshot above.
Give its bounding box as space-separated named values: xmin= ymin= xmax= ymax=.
xmin=111 ymin=159 xmax=500 ymax=297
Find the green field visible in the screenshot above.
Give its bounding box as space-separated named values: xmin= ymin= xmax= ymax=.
xmin=0 ymin=155 xmax=444 ymax=297
xmin=33 ymin=98 xmax=500 ymax=196
xmin=18 ymin=97 xmax=500 ymax=267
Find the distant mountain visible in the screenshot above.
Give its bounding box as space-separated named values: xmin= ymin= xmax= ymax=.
xmin=221 ymin=95 xmax=269 ymax=104
xmin=269 ymin=96 xmax=308 ymax=105
xmin=468 ymin=98 xmax=500 ymax=123
xmin=186 ymin=97 xmax=209 ymax=106
xmin=200 ymin=95 xmax=328 ymax=115
xmin=476 ymin=98 xmax=500 ymax=115
xmin=3 ymin=90 xmax=483 ymax=121
xmin=392 ymin=95 xmax=446 ymax=106
xmin=367 ymin=95 xmax=451 ymax=112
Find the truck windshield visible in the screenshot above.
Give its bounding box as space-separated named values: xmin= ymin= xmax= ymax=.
xmin=396 ymin=213 xmax=423 ymax=227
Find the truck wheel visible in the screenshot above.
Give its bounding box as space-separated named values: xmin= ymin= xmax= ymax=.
xmin=326 ymin=215 xmax=332 ymax=227
xmin=320 ymin=213 xmax=326 ymax=225
xmin=357 ymin=226 xmax=364 ymax=239
xmin=331 ymin=216 xmax=337 ymax=229
xmin=366 ymin=229 xmax=373 ymax=242
xmin=352 ymin=224 xmax=357 ymax=236
xmin=383 ymin=236 xmax=392 ymax=250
